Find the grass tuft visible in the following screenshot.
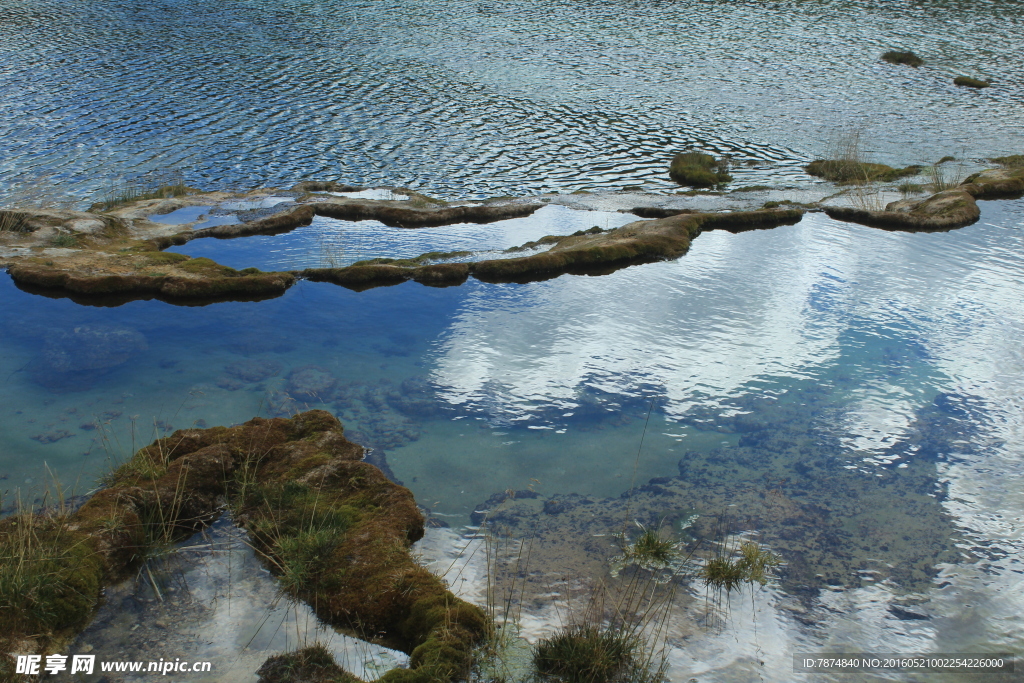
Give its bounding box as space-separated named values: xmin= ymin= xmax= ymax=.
xmin=622 ymin=525 xmax=678 ymax=568
xmin=50 ymin=230 xmax=79 ymax=248
xmin=534 ymin=624 xmax=648 ymax=683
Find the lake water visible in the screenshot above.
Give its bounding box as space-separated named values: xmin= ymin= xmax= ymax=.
xmin=2 ymin=0 xmax=1024 ymax=680
xmin=3 ymin=200 xmax=1023 ymax=680
xmin=2 ymin=0 xmax=1023 ymax=202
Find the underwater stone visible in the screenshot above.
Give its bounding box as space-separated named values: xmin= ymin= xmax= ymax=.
xmin=285 ymin=365 xmax=338 ymax=400
xmin=40 ymin=325 xmax=147 ymax=374
xmin=224 ymin=358 xmax=282 ymax=383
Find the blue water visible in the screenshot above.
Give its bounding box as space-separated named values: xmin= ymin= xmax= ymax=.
xmin=3 ymin=201 xmax=1024 ymax=678
xmin=2 ymin=0 xmax=1023 ymax=203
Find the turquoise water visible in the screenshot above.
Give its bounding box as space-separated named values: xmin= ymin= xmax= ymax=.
xmin=2 ymin=0 xmax=1023 ymax=202
xmin=3 ymin=0 xmax=1024 ymax=677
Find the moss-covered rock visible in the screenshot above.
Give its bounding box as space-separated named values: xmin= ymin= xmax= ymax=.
xmin=310 ymin=200 xmax=541 ymax=228
xmin=989 ymin=154 xmax=1024 ymax=168
xmin=2 ymin=411 xmax=486 ymax=683
xmin=953 ymin=76 xmax=989 ymax=89
xmin=7 ymin=256 xmax=295 ymax=301
xmin=961 ymin=166 xmax=1024 ymax=198
xmin=805 ymin=160 xmax=921 ymax=183
xmin=668 ymin=152 xmax=732 ymax=188
xmin=824 ymin=188 xmax=980 ymax=231
xmin=257 ymin=644 xmax=361 ymax=683
xmin=193 ymin=205 xmax=315 ymax=238
xmin=882 ymin=50 xmax=923 ymax=67
xmin=471 ymin=208 xmax=803 ymax=283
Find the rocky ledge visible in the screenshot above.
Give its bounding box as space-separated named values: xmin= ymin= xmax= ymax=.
xmin=299 ymin=207 xmax=804 ymax=290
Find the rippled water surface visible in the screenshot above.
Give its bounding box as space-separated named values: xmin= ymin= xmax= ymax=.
xmin=2 ymin=0 xmax=1023 ymax=201
xmin=2 ymin=200 xmax=1023 ymax=680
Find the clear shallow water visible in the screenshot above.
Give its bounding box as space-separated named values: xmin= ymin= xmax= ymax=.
xmin=2 ymin=0 xmax=1023 ymax=203
xmin=58 ymin=517 xmax=408 ymax=683
xmin=166 ymin=203 xmax=639 ymax=271
xmin=2 ymin=201 xmax=1023 ymax=680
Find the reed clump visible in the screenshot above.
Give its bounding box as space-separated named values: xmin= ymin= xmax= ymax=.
xmin=0 ymin=210 xmax=31 ymax=233
xmin=97 ymin=170 xmax=191 ymax=211
xmin=806 ymin=130 xmax=920 ymax=184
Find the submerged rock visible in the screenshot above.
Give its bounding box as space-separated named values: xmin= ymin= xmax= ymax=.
xmin=31 ymin=324 xmax=148 ymax=390
xmin=40 ymin=325 xmax=147 ymax=374
xmin=286 ymin=365 xmax=338 ymax=400
xmin=224 ymin=358 xmax=282 ymax=383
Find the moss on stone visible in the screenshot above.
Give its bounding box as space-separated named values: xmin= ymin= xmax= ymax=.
xmin=953 ymin=76 xmax=989 ymax=88
xmin=882 ymin=50 xmax=923 ymax=67
xmin=4 ymin=411 xmax=485 ymax=683
xmin=668 ymin=152 xmax=733 ymax=188
xmin=806 ymin=160 xmax=921 ymax=183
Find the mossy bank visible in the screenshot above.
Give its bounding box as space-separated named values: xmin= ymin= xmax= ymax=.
xmin=0 ymin=411 xmax=485 ymax=683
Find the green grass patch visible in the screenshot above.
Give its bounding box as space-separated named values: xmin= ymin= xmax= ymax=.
xmin=144 ymin=251 xmax=190 ymax=266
